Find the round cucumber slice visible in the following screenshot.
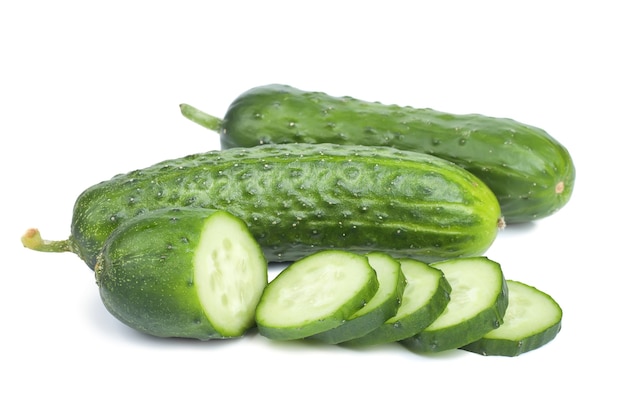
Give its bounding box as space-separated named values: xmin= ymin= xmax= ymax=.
xmin=255 ymin=250 xmax=379 ymax=340
xmin=309 ymin=252 xmax=407 ymax=344
xmin=343 ymin=258 xmax=451 ymax=347
xmin=401 ymin=257 xmax=508 ymax=353
xmin=95 ymin=207 xmax=268 ymax=340
xmin=461 ymin=280 xmax=562 ymax=356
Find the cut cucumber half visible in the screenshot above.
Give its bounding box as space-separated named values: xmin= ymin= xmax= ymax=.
xmin=95 ymin=207 xmax=268 ymax=340
xmin=461 ymin=280 xmax=562 ymax=356
xmin=255 ymin=250 xmax=379 ymax=340
xmin=401 ymin=257 xmax=508 ymax=353
xmin=343 ymin=258 xmax=451 ymax=347
xmin=309 ymin=252 xmax=407 ymax=344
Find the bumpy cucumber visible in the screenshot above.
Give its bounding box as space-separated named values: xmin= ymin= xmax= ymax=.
xmin=255 ymin=250 xmax=379 ymax=340
xmin=23 ymin=143 xmax=502 ymax=269
xmin=401 ymin=257 xmax=508 ymax=353
xmin=95 ymin=207 xmax=268 ymax=340
xmin=461 ymin=280 xmax=562 ymax=356
xmin=309 ymin=252 xmax=407 ymax=344
xmin=181 ymin=84 xmax=575 ymax=223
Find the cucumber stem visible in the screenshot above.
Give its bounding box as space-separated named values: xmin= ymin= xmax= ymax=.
xmin=179 ymin=103 xmax=223 ymax=133
xmin=21 ymin=228 xmax=72 ymax=253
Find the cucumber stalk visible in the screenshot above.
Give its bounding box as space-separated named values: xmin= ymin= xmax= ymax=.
xmin=180 ymin=103 xmax=222 ymax=132
xmin=21 ymin=228 xmax=72 ymax=253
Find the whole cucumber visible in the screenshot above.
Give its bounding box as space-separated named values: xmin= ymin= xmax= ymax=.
xmin=23 ymin=143 xmax=502 ymax=269
xmin=181 ymin=84 xmax=575 ymax=223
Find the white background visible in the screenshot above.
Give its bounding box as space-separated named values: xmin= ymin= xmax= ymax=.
xmin=1 ymin=1 xmax=623 ymax=415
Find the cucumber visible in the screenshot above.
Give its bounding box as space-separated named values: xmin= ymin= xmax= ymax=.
xmin=181 ymin=84 xmax=576 ymax=223
xmin=94 ymin=207 xmax=268 ymax=340
xmin=254 ymin=250 xmax=379 ymax=340
xmin=309 ymin=252 xmax=407 ymax=344
xmin=22 ymin=143 xmax=502 ymax=269
xmin=461 ymin=280 xmax=562 ymax=356
xmin=401 ymin=257 xmax=508 ymax=353
xmin=343 ymin=258 xmax=451 ymax=347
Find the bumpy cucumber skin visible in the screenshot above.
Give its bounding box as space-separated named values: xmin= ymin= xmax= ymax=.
xmin=218 ymin=84 xmax=575 ymax=223
xmin=70 ymin=144 xmax=502 ymax=269
xmin=95 ymin=207 xmax=256 ymax=340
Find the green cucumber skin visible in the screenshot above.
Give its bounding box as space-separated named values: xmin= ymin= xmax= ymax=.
xmin=71 ymin=143 xmax=501 ymax=269
xmin=461 ymin=321 xmax=561 ymax=357
xmin=95 ymin=208 xmax=239 ymax=340
xmin=216 ymin=84 xmax=575 ymax=223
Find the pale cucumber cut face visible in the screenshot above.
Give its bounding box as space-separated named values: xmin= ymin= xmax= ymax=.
xmin=352 ymin=252 xmax=402 ymax=318
xmin=255 ymin=251 xmax=377 ymax=335
xmin=193 ymin=212 xmax=268 ymax=337
xmin=392 ymin=260 xmax=443 ymax=321
xmin=481 ymin=280 xmax=561 ymax=340
xmin=426 ymin=258 xmax=504 ymax=330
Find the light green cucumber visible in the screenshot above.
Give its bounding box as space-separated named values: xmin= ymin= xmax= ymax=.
xmin=255 ymin=250 xmax=378 ymax=340
xmin=94 ymin=207 xmax=268 ymax=340
xmin=401 ymin=257 xmax=508 ymax=353
xmin=342 ymin=258 xmax=451 ymax=347
xmin=309 ymin=252 xmax=407 ymax=344
xmin=461 ymin=280 xmax=562 ymax=356
xmin=181 ymin=84 xmax=575 ymax=223
xmin=22 ymin=143 xmax=503 ymax=269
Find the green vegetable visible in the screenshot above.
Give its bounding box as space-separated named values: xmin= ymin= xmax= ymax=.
xmin=309 ymin=252 xmax=407 ymax=344
xmin=343 ymin=258 xmax=451 ymax=347
xmin=255 ymin=250 xmax=379 ymax=340
xmin=181 ymin=84 xmax=575 ymax=223
xmin=461 ymin=280 xmax=562 ymax=356
xmin=22 ymin=143 xmax=502 ymax=269
xmin=401 ymin=257 xmax=508 ymax=353
xmin=94 ymin=207 xmax=268 ymax=340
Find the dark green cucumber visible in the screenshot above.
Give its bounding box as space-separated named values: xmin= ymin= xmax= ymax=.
xmin=23 ymin=143 xmax=503 ymax=269
xmin=95 ymin=207 xmax=268 ymax=340
xmin=255 ymin=250 xmax=379 ymax=340
xmin=461 ymin=280 xmax=562 ymax=356
xmin=181 ymin=84 xmax=575 ymax=223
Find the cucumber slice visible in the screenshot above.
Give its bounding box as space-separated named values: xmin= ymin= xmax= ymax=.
xmin=255 ymin=250 xmax=379 ymax=340
xmin=461 ymin=280 xmax=562 ymax=356
xmin=95 ymin=208 xmax=268 ymax=340
xmin=343 ymin=258 xmax=451 ymax=347
xmin=309 ymin=252 xmax=407 ymax=344
xmin=401 ymin=257 xmax=508 ymax=353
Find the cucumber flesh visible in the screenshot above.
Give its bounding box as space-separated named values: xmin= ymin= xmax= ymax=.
xmin=401 ymin=257 xmax=508 ymax=353
xmin=255 ymin=250 xmax=379 ymax=340
xmin=343 ymin=258 xmax=451 ymax=347
xmin=193 ymin=211 xmax=269 ymax=336
xmin=309 ymin=252 xmax=407 ymax=344
xmin=461 ymin=280 xmax=562 ymax=356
